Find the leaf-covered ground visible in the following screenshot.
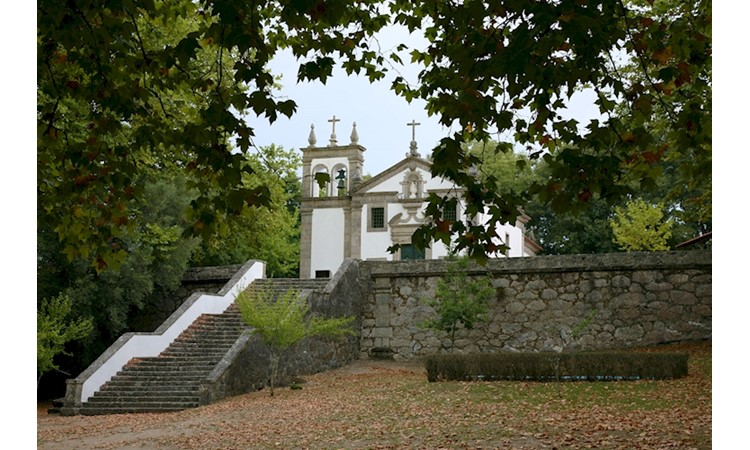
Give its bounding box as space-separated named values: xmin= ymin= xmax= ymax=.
xmin=38 ymin=341 xmax=710 ymax=449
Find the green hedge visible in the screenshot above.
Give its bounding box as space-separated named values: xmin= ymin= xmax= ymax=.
xmin=425 ymin=352 xmax=688 ymax=382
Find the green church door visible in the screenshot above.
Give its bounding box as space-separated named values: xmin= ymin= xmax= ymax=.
xmin=400 ymin=244 xmax=425 ymax=260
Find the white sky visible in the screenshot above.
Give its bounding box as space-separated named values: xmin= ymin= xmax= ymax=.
xmin=248 ymin=24 xmax=604 ymax=176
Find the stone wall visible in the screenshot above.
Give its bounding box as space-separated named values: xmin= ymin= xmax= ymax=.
xmin=360 ymin=250 xmax=711 ymax=360
xmin=202 ymin=260 xmax=366 ymax=401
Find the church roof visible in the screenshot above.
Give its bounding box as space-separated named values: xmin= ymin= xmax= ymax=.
xmin=353 ymin=156 xmax=433 ymax=194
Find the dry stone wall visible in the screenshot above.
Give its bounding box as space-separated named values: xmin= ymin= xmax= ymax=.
xmin=360 ymin=250 xmax=711 ymax=360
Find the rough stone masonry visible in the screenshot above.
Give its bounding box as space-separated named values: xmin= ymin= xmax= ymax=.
xmin=358 ymin=250 xmax=711 ymax=360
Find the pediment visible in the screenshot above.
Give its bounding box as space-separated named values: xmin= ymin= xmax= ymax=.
xmin=353 ymin=156 xmax=432 ymax=194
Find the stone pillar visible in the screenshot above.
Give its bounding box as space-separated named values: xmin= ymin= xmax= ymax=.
xmin=372 ymin=276 xmax=392 ymax=349
xmin=299 ymin=207 xmax=313 ymax=279
xmin=301 ymin=159 xmax=312 ymax=199
xmin=349 ymin=201 xmax=363 ymax=260
xmin=343 ymin=204 xmax=352 ymax=259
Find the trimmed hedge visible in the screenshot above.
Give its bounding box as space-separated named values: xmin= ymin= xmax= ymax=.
xmin=425 ymin=352 xmax=688 ymax=382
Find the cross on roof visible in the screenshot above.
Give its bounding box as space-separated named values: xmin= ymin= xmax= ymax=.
xmin=407 ymin=119 xmax=421 ymax=141
xmin=407 ymin=119 xmax=421 ymax=156
xmin=328 ymin=115 xmax=340 ymax=146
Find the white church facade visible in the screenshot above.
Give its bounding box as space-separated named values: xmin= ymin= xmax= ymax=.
xmin=299 ymin=117 xmax=541 ymax=279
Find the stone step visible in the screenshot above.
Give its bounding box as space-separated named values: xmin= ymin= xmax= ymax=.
xmin=98 ymin=383 xmax=201 ymax=392
xmin=158 ymin=348 xmax=232 ymax=357
xmin=80 ymin=403 xmax=198 ymax=415
xmin=117 ymin=366 xmax=214 ymax=375
xmin=183 ymin=327 xmax=243 ymax=333
xmin=126 ymin=364 xmax=217 ymax=371
xmin=169 ymin=334 xmax=242 ymax=340
xmin=129 ymin=360 xmax=217 ymax=369
xmin=92 ymin=392 xmax=198 ymax=401
xmin=109 ymin=373 xmax=207 ymax=382
xmin=80 ymin=279 xmax=322 ymax=415
xmin=143 ymin=354 xmax=226 ymax=361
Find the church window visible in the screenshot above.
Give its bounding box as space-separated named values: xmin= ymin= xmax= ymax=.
xmin=372 ymin=207 xmax=385 ymax=229
xmin=312 ymin=166 xmax=330 ymax=197
xmin=368 ymin=205 xmax=387 ymax=231
xmin=444 ymin=202 xmax=457 ymax=222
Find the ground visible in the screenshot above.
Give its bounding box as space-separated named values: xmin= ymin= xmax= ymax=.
xmin=37 ymin=341 xmax=711 ymax=449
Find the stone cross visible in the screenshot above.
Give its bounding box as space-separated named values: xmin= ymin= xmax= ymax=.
xmin=407 ymin=119 xmax=421 ymax=157
xmin=328 ymin=115 xmax=340 ymax=146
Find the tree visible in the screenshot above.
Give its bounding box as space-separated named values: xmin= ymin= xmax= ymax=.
xmin=610 ymin=199 xmax=673 ymax=251
xmin=423 ymin=256 xmax=495 ymax=351
xmin=38 ymin=2 xmax=275 ymax=269
xmin=37 ymin=294 xmax=93 ymax=388
xmin=526 ymin=197 xmax=620 ymax=255
xmin=190 ymin=145 xmax=301 ymax=277
xmin=236 ymin=287 xmax=355 ymax=396
xmin=37 ymin=173 xmax=201 ymax=375
xmin=395 ymin=0 xmax=710 ymax=257
xmin=465 ymin=140 xmax=538 ymax=197
xmin=38 ymin=0 xmax=710 ymax=265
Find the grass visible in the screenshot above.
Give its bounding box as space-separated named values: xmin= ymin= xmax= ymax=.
xmin=38 ymin=340 xmax=711 ymax=450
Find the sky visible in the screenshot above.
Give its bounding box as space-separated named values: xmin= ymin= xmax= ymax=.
xmin=248 ymin=25 xmax=446 ymax=176
xmin=248 ymin=24 xmax=605 ymax=177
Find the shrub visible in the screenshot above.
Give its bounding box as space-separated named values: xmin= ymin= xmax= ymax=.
xmin=422 ymin=256 xmax=495 ymax=350
xmin=425 ymin=352 xmax=688 ymax=382
xmin=236 ymin=286 xmax=356 ymax=396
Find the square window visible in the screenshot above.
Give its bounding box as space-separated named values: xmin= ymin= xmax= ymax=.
xmin=444 ymin=203 xmax=457 ymax=222
xmin=372 ymin=207 xmax=385 ymax=229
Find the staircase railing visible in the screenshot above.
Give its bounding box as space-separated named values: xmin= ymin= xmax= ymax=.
xmin=62 ymin=260 xmax=265 ymax=413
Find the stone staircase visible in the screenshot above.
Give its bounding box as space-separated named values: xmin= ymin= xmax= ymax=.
xmin=78 ymin=278 xmax=329 ymax=415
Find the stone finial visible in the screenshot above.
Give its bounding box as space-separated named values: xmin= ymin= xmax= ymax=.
xmin=407 ymin=119 xmax=421 ymax=157
xmin=328 ymin=115 xmax=340 ymax=146
xmin=308 ymin=124 xmax=317 ymax=147
xmin=350 ymin=122 xmax=359 ymax=145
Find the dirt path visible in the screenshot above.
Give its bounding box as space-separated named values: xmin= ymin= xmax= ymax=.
xmin=37 ymin=344 xmax=711 ymax=450
xmin=37 ymin=360 xmax=427 ymax=450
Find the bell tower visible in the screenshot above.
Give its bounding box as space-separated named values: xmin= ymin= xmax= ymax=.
xmin=300 ymin=117 xmax=365 ymax=199
xmin=299 ymin=117 xmax=366 ymax=278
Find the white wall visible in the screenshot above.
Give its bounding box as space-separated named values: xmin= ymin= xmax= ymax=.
xmin=361 ymin=205 xmax=394 ymax=261
xmin=310 ymin=207 xmax=345 ymax=276
xmin=77 ymin=260 xmax=265 ymax=402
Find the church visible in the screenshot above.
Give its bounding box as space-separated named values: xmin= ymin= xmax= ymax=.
xmin=299 ymin=117 xmax=541 ymax=279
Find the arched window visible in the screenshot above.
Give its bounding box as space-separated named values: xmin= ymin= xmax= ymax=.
xmin=332 ymin=163 xmax=348 ymax=197
xmin=312 ymin=164 xmax=330 ymax=197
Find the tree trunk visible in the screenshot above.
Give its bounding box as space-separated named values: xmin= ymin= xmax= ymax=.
xmin=269 ymin=352 xmax=280 ymax=397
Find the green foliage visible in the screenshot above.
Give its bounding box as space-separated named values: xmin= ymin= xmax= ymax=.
xmin=190 ymin=145 xmax=301 ymax=277
xmin=465 ymin=140 xmax=537 ymax=198
xmin=395 ymin=0 xmax=711 ymax=257
xmin=610 ymin=199 xmax=673 ymax=251
xmin=525 ymin=197 xmax=620 ymax=255
xmin=314 ymin=172 xmax=331 ymax=198
xmin=423 ymin=257 xmax=495 ymax=350
xmin=37 ymin=294 xmax=93 ymax=386
xmin=37 ymin=173 xmax=200 ymax=370
xmin=38 ymin=0 xmax=710 ymax=264
xmin=236 ymin=287 xmax=355 ymax=395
